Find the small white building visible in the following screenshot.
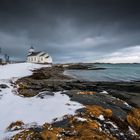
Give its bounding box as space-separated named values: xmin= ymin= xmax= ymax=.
xmin=27 ymin=47 xmax=52 ymax=64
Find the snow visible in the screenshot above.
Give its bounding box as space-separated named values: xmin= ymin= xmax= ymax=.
xmin=75 ymin=117 xmax=87 ymax=122
xmin=0 ymin=63 xmax=83 ymax=139
xmin=100 ymin=90 xmax=108 ymax=94
xmin=106 ymin=121 xmax=118 ymax=129
xmin=0 ymin=62 xmax=47 ymax=79
xmin=128 ymin=126 xmax=138 ymax=136
xmin=98 ymin=115 xmax=105 ymax=121
xmin=123 ymin=102 xmax=132 ymax=108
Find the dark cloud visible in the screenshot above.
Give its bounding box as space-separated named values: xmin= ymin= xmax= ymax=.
xmin=0 ymin=0 xmax=140 ymax=63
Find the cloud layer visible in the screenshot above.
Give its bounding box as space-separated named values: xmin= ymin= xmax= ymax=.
xmin=0 ymin=0 xmax=140 ymax=63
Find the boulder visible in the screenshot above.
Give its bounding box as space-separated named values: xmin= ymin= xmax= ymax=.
xmin=37 ymin=91 xmax=54 ymax=99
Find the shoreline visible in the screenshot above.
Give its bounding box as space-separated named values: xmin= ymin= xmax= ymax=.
xmin=5 ymin=64 xmax=140 ymax=139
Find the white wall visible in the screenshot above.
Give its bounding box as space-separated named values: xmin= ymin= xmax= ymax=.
xmin=27 ymin=55 xmax=52 ymax=64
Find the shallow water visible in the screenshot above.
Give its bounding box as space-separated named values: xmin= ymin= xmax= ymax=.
xmin=65 ymin=64 xmax=140 ymax=82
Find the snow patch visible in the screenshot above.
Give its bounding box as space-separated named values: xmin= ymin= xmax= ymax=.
xmin=0 ymin=63 xmax=83 ymax=139
xmin=75 ymin=117 xmax=87 ymax=122
xmin=123 ymin=102 xmax=132 ymax=108
xmin=129 ymin=126 xmax=138 ymax=136
xmin=0 ymin=62 xmax=49 ymax=79
xmin=98 ymin=115 xmax=105 ymax=121
xmin=106 ymin=121 xmax=118 ymax=129
xmin=100 ymin=90 xmax=108 ymax=94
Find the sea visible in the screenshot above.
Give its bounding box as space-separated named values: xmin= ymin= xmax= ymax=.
xmin=65 ymin=64 xmax=140 ymax=82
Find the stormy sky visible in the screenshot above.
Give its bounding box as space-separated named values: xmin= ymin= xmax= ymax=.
xmin=0 ymin=0 xmax=140 ymax=63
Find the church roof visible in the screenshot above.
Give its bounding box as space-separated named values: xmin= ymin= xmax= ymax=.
xmin=30 ymin=46 xmax=34 ymax=49
xmin=28 ymin=52 xmax=41 ymax=57
xmin=28 ymin=51 xmax=48 ymax=57
xmin=40 ymin=52 xmax=47 ymax=56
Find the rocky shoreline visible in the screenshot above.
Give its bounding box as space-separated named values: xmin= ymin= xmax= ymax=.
xmin=8 ymin=65 xmax=140 ymax=140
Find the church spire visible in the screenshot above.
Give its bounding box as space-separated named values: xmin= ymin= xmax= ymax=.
xmin=28 ymin=46 xmax=35 ymax=54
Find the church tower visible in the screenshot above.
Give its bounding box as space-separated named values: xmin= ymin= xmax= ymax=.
xmin=28 ymin=46 xmax=35 ymax=55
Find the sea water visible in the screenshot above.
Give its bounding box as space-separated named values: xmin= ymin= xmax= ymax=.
xmin=65 ymin=64 xmax=140 ymax=82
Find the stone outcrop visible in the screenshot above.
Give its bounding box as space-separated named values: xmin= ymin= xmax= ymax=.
xmin=127 ymin=108 xmax=140 ymax=132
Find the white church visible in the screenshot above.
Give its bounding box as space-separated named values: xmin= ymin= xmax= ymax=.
xmin=27 ymin=47 xmax=52 ymax=64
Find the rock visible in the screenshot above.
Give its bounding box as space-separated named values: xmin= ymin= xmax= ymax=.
xmin=63 ymin=63 xmax=106 ymax=70
xmin=11 ymin=65 xmax=140 ymax=140
xmin=77 ymin=91 xmax=96 ymax=95
xmin=86 ymin=105 xmax=113 ymax=118
xmin=127 ymin=108 xmax=140 ymax=131
xmin=18 ymin=89 xmax=38 ymax=97
xmin=6 ymin=121 xmax=24 ymax=131
xmin=41 ymin=123 xmax=63 ymax=140
xmin=65 ymin=64 xmax=90 ymax=70
xmin=37 ymin=91 xmax=54 ymax=99
xmin=61 ymin=129 xmax=78 ymax=136
xmin=0 ymin=84 xmax=9 ymax=89
xmin=12 ymin=130 xmax=43 ymax=140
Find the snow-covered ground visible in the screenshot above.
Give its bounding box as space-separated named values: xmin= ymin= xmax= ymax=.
xmin=0 ymin=63 xmax=83 ymax=139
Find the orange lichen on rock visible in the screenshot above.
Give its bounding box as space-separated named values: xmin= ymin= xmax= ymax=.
xmin=12 ymin=130 xmax=43 ymax=140
xmin=41 ymin=115 xmax=116 ymax=140
xmin=63 ymin=130 xmax=117 ymax=140
xmin=60 ymin=116 xmax=116 ymax=140
xmin=41 ymin=123 xmax=63 ymax=140
xmin=77 ymin=91 xmax=96 ymax=95
xmin=12 ymin=115 xmax=117 ymax=140
xmin=127 ymin=108 xmax=140 ymax=129
xmin=69 ymin=116 xmax=100 ymax=129
xmin=86 ymin=105 xmax=113 ymax=118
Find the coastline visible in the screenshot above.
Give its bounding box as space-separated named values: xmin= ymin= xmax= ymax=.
xmin=7 ymin=64 xmax=140 ymax=140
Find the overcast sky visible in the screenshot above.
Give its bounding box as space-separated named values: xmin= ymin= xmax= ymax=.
xmin=0 ymin=0 xmax=140 ymax=63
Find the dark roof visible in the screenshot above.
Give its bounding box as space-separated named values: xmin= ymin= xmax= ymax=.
xmin=30 ymin=46 xmax=34 ymax=49
xmin=40 ymin=53 xmax=47 ymax=56
xmin=45 ymin=56 xmax=49 ymax=58
xmin=28 ymin=52 xmax=41 ymax=57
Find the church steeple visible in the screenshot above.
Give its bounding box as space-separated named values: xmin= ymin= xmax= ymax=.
xmin=28 ymin=46 xmax=35 ymax=54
